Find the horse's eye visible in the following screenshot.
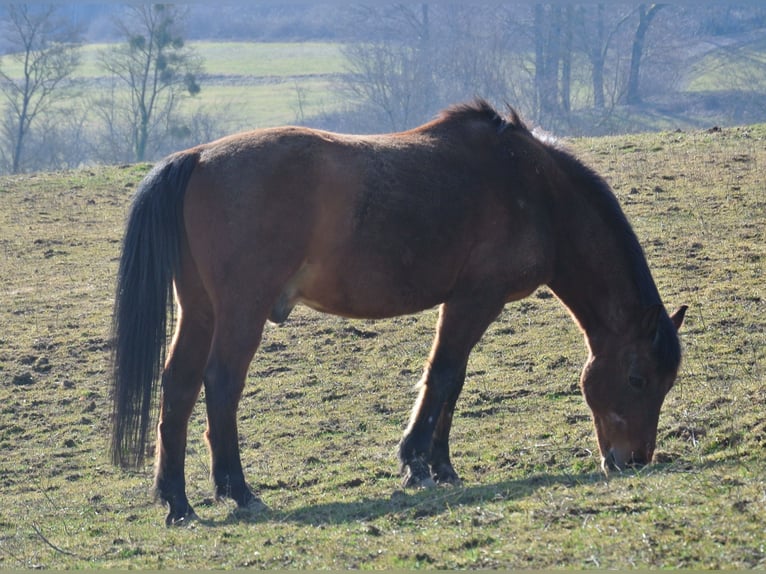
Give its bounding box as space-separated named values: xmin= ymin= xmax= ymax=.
xmin=629 ymin=375 xmax=647 ymax=391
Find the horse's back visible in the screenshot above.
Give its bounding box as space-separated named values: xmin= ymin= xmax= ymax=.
xmin=180 ymin=124 xmax=553 ymax=320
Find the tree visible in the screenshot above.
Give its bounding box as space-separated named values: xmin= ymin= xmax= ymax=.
xmin=340 ymin=4 xmax=436 ymax=131
xmin=99 ymin=4 xmax=201 ymax=162
xmin=577 ymin=4 xmax=637 ymax=115
xmin=0 ymin=5 xmax=80 ymax=173
xmin=532 ymin=4 xmax=585 ymax=127
xmin=534 ymin=4 xmax=566 ymax=124
xmin=625 ymin=3 xmax=664 ymax=105
xmin=337 ymin=4 xmax=518 ymax=133
xmin=585 ymin=4 xmax=607 ymax=109
xmin=561 ymin=5 xmax=574 ymax=115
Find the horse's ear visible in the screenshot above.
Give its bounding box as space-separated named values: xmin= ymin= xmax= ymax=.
xmin=669 ymin=305 xmax=688 ymax=331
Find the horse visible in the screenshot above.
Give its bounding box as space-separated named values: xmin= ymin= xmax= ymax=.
xmin=110 ymin=99 xmax=687 ymax=525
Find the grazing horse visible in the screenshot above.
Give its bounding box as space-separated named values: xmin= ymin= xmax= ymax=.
xmin=110 ymin=100 xmax=686 ymax=525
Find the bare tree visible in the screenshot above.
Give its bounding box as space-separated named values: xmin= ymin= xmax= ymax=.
xmin=574 ymin=4 xmax=637 ymax=123
xmin=625 ymin=3 xmax=664 ymax=104
xmin=534 ymin=3 xmax=563 ymax=123
xmin=340 ymin=4 xmax=436 ymax=131
xmin=28 ymin=102 xmax=90 ymax=170
xmin=99 ymin=4 xmax=201 ymax=162
xmin=561 ymin=5 xmax=574 ymax=115
xmin=281 ymin=3 xmax=766 ymax=135
xmin=0 ymin=5 xmax=80 ymax=173
xmin=587 ymin=5 xmax=608 ymax=109
xmin=701 ymin=33 xmax=766 ymax=124
xmin=338 ymin=4 xmax=521 ymax=133
xmin=439 ymin=6 xmax=515 ymax=103
xmin=532 ymin=4 xmax=586 ymax=127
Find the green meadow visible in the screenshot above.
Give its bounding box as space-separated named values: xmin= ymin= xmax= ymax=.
xmin=1 ymin=41 xmax=346 ymax=133
xmin=0 ymin=120 xmax=763 ymax=567
xmin=62 ymin=41 xmax=346 ymax=79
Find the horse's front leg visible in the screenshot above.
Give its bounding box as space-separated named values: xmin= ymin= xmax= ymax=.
xmin=398 ymin=363 xmax=466 ymax=487
xmin=428 ymin=384 xmax=464 ymax=485
xmin=398 ymin=299 xmax=502 ymax=487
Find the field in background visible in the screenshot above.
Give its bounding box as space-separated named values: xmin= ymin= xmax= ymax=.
xmin=1 ymin=41 xmax=346 ymax=134
xmin=0 ymin=124 xmax=764 ymax=568
xmin=4 ymin=39 xmax=766 ymax=138
xmin=84 ymin=41 xmax=345 ymax=130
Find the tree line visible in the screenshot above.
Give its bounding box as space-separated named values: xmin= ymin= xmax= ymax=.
xmin=327 ymin=3 xmax=766 ymax=134
xmin=0 ymin=4 xmax=202 ymax=174
xmin=1 ymin=3 xmax=765 ymax=174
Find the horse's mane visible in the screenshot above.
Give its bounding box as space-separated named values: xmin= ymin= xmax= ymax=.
xmin=438 ymin=100 xmax=664 ymax=319
xmin=549 ymin=144 xmax=663 ymax=306
xmin=438 ymin=99 xmax=528 ymax=135
xmin=546 ymin=142 xmax=681 ymax=371
xmin=542 ymin=142 xmax=681 ymax=372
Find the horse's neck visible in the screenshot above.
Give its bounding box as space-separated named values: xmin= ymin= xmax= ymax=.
xmin=546 ymin=193 xmax=656 ymax=348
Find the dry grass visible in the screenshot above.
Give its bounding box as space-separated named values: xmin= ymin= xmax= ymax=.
xmin=0 ymin=124 xmax=764 ymax=568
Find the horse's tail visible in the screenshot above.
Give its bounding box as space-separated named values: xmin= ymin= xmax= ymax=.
xmin=110 ymin=151 xmax=199 ymax=468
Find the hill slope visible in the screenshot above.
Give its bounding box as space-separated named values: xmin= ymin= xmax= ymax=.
xmin=0 ymin=125 xmax=764 ymax=568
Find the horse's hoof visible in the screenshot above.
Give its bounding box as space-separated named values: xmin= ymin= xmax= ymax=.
xmin=431 ymin=464 xmax=463 ymax=486
xmin=435 ymin=474 xmax=463 ymax=487
xmin=165 ymin=507 xmax=198 ymax=527
xmin=401 ymin=462 xmax=437 ymax=489
xmin=402 ymin=473 xmax=437 ymax=489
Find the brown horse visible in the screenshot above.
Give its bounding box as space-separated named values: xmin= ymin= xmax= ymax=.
xmin=111 ymin=100 xmax=687 ymax=525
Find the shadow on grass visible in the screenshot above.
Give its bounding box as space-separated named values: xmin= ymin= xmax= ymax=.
xmin=206 ymin=470 xmax=607 ymax=527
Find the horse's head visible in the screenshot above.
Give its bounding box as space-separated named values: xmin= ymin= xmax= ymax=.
xmin=580 ymin=305 xmax=687 ymax=473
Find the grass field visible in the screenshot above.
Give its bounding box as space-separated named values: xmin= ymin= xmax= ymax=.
xmin=0 ymin=124 xmax=764 ymax=568
xmin=687 ymin=35 xmax=766 ymax=93
xmin=1 ymin=41 xmax=347 ymax=134
xmin=67 ymin=41 xmax=347 ymax=78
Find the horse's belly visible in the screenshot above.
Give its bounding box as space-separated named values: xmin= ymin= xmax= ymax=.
xmin=280 ymin=257 xmax=449 ymax=320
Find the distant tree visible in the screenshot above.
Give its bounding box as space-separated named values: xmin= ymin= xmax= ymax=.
xmin=583 ymin=4 xmax=607 ymax=109
xmin=529 ymin=3 xmax=668 ymax=127
xmin=99 ymin=4 xmax=201 ymax=162
xmin=577 ymin=4 xmax=636 ymax=113
xmin=338 ymin=4 xmax=518 ymax=133
xmin=531 ymin=3 xmax=592 ymax=127
xmin=438 ymin=5 xmax=515 ymax=103
xmin=328 ymin=2 xmax=766 ymax=135
xmin=533 ymin=4 xmax=564 ymax=124
xmin=0 ymin=5 xmax=81 ymax=173
xmin=705 ymin=31 xmax=766 ymax=124
xmin=340 ymin=4 xmax=435 ymax=131
xmin=561 ymin=5 xmax=574 ymax=114
xmin=625 ymin=3 xmax=664 ymax=105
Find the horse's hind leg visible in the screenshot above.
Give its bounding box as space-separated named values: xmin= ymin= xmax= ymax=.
xmin=155 ymin=305 xmax=213 ymax=526
xmin=398 ymin=298 xmax=503 ymax=487
xmin=202 ymin=306 xmax=268 ymax=509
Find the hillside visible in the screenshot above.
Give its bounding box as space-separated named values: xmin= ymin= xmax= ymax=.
xmin=0 ymin=124 xmax=764 ymax=568
xmin=3 ymin=3 xmax=766 ymax=176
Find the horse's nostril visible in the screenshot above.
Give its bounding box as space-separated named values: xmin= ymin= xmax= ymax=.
xmin=603 ymin=449 xmax=650 ymax=473
xmin=626 ymin=449 xmax=652 ymax=468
